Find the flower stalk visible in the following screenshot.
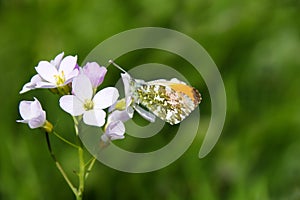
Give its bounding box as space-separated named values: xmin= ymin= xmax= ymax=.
xmin=44 ymin=132 xmax=77 ymax=195
xmin=74 ymin=117 xmax=85 ymax=200
xmin=45 ymin=120 xmax=96 ymax=200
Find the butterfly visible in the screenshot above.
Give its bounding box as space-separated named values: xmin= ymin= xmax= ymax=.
xmin=109 ymin=60 xmax=202 ymax=125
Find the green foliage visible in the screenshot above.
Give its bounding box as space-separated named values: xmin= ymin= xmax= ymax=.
xmin=1 ymin=0 xmax=300 ymax=199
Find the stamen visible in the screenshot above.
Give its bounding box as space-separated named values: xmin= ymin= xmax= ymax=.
xmin=83 ymin=99 xmax=94 ymax=111
xmin=54 ymin=71 xmax=66 ymax=86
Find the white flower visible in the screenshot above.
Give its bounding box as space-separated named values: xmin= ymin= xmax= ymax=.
xmin=17 ymin=98 xmax=46 ymax=129
xmin=101 ymin=120 xmax=125 ymax=142
xmin=82 ymin=62 xmax=107 ymax=89
xmin=19 ymin=52 xmax=74 ymax=93
xmin=99 ymin=98 xmax=133 ymax=143
xmin=59 ymin=74 xmax=119 ymax=127
xmin=35 ymin=53 xmax=79 ymax=88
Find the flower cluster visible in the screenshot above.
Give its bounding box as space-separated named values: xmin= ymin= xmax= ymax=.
xmin=17 ymin=52 xmax=133 ymax=142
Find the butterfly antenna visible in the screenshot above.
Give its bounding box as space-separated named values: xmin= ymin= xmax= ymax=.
xmin=108 ymin=60 xmax=127 ymax=73
xmin=108 ymin=59 xmax=137 ymax=84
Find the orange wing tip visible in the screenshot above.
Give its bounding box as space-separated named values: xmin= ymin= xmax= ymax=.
xmin=169 ymin=83 xmax=202 ymax=105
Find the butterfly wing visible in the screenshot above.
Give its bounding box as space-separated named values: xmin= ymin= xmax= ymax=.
xmin=135 ymin=81 xmax=201 ymax=125
xmin=120 ymin=71 xmax=201 ymax=125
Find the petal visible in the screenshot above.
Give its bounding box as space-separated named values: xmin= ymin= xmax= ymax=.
xmin=93 ymin=87 xmax=119 ymax=109
xmin=72 ymin=74 xmax=93 ymax=102
xmin=20 ymin=82 xmax=35 ymax=94
xmin=19 ymin=101 xmax=33 ymax=120
xmin=19 ymin=83 xmax=35 ymax=94
xmin=108 ymin=110 xmax=132 ymax=123
xmin=16 ymin=119 xmax=29 ymax=124
xmin=30 ymin=97 xmax=44 ymax=118
xmin=59 ymin=55 xmax=77 ymax=75
xmin=35 ymin=81 xmax=57 ymax=88
xmin=105 ymin=120 xmax=125 ymax=140
xmin=82 ymin=62 xmax=107 ymax=88
xmin=50 ymin=52 xmax=64 ymax=68
xmin=59 ymin=95 xmax=85 ymax=116
xmin=19 ymin=74 xmax=43 ymax=94
xmin=31 ymin=74 xmax=43 ymax=83
xmin=18 ymin=98 xmax=45 ymax=123
xmin=83 ymin=109 xmax=106 ymax=127
xmin=35 ymin=61 xmax=58 ymax=83
xmin=64 ymin=68 xmax=79 ymax=84
xmin=28 ymin=111 xmax=46 ymax=128
xmin=108 ymin=101 xmax=117 ymax=113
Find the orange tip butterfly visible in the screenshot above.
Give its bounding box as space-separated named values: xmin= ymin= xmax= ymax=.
xmin=109 ymin=60 xmax=202 ymax=125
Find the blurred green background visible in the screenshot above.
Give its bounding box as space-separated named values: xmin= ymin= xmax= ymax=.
xmin=1 ymin=0 xmax=300 ymax=199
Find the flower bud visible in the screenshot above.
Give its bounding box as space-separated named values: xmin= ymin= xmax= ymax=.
xmin=17 ymin=98 xmax=48 ymax=130
xmin=82 ymin=62 xmax=107 ymax=89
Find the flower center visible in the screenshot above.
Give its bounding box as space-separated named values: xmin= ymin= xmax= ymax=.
xmin=54 ymin=71 xmax=66 ymax=86
xmin=115 ymin=98 xmax=126 ymax=110
xmin=83 ymin=99 xmax=94 ymax=111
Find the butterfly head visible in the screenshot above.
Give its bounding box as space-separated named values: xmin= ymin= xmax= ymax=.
xmin=109 ymin=60 xmax=142 ymax=104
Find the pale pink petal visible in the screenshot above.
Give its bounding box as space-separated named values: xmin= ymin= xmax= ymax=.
xmin=102 ymin=120 xmax=125 ymax=142
xmin=65 ymin=68 xmax=79 ymax=84
xmin=93 ymin=87 xmax=119 ymax=109
xmin=59 ymin=95 xmax=85 ymax=116
xmin=108 ymin=110 xmax=132 ymax=123
xmin=35 ymin=81 xmax=57 ymax=88
xmin=82 ymin=62 xmax=107 ymax=88
xmin=20 ymin=82 xmax=34 ymax=94
xmin=50 ymin=52 xmax=64 ymax=68
xmin=19 ymin=74 xmax=43 ymax=94
xmin=19 ymin=101 xmax=33 ymax=120
xmin=35 ymin=61 xmax=58 ymax=83
xmin=72 ymin=75 xmax=93 ymax=102
xmin=31 ymin=97 xmax=44 ymax=117
xmin=59 ymin=55 xmax=77 ymax=75
xmin=83 ymin=109 xmax=106 ymax=127
xmin=28 ymin=111 xmax=46 ymax=128
xmin=17 ymin=98 xmax=46 ymax=129
xmin=16 ymin=119 xmax=29 ymax=124
xmin=31 ymin=74 xmax=43 ymax=84
xmin=108 ymin=101 xmax=117 ymax=113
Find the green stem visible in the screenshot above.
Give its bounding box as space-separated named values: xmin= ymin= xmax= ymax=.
xmin=77 ymin=146 xmax=85 ymax=199
xmin=85 ymin=158 xmax=96 ymax=180
xmin=53 ymin=131 xmax=79 ymax=149
xmin=73 ymin=116 xmax=85 ymax=200
xmin=44 ymin=132 xmax=77 ymax=195
xmin=73 ymin=116 xmax=79 ymax=136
